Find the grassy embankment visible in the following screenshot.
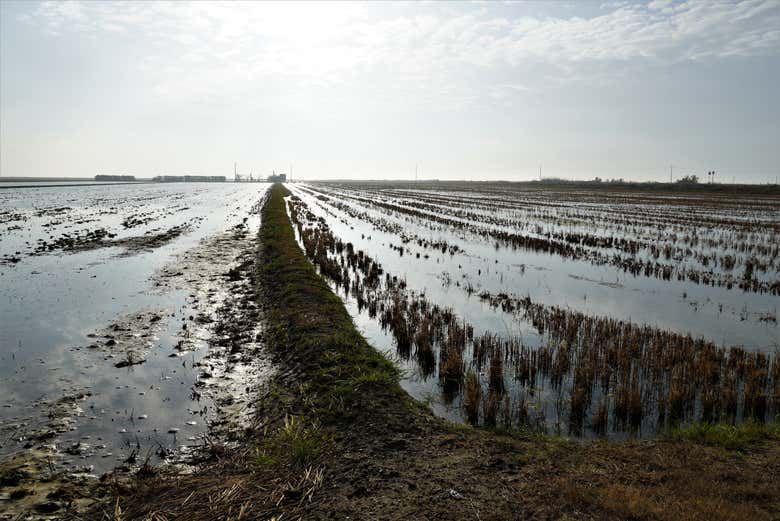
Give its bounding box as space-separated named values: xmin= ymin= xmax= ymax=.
xmin=108 ymin=183 xmax=780 ymax=520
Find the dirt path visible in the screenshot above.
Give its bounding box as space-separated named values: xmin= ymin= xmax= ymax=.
xmin=92 ymin=184 xmax=780 ymax=520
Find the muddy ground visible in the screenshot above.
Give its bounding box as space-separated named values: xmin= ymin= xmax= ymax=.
xmin=0 ymin=205 xmax=273 ymax=520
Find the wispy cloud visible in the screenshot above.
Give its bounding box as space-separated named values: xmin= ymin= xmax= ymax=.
xmin=16 ymin=0 xmax=780 ymax=107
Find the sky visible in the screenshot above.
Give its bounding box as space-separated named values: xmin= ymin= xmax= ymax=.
xmin=1 ymin=0 xmax=779 ymax=182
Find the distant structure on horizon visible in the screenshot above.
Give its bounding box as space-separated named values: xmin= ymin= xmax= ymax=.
xmin=233 ymin=162 xmax=265 ymax=182
xmin=95 ymin=174 xmax=135 ymax=181
xmin=267 ymin=172 xmax=287 ymax=183
xmin=152 ymin=175 xmax=226 ymax=182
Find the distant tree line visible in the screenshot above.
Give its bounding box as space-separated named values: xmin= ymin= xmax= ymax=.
xmin=675 ymin=175 xmax=699 ymax=184
xmin=543 ymin=175 xmax=703 ymax=185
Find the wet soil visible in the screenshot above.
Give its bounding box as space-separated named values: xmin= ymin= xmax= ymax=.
xmin=0 ymin=191 xmax=273 ymax=519
xmin=83 ymin=310 xmax=167 ymax=368
xmin=0 ymin=392 xmax=102 ymax=520
xmin=32 ymin=222 xmax=196 ymax=258
xmin=0 ymin=449 xmax=96 ymax=519
xmin=152 ymin=218 xmax=273 ymax=440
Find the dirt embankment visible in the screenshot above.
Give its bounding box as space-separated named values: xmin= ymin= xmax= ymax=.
xmin=92 ymin=184 xmax=780 ymax=520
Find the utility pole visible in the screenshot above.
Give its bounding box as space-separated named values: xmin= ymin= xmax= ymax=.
xmin=290 ymin=164 xmax=293 ymax=183
xmin=539 ymin=165 xmax=542 ymax=181
xmin=669 ymin=165 xmax=673 ymax=183
xmin=415 ymin=163 xmax=418 ymax=182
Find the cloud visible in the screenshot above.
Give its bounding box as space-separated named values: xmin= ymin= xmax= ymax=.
xmin=647 ymin=0 xmax=674 ymax=11
xmin=18 ymin=0 xmax=780 ymax=107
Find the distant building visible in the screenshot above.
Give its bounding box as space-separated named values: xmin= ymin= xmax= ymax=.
xmin=184 ymin=175 xmax=226 ymax=182
xmin=95 ymin=174 xmax=135 ymax=181
xmin=152 ymin=175 xmax=226 ymax=183
xmin=267 ymin=173 xmax=287 ymax=183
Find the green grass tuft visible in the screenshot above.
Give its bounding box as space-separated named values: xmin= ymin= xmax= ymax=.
xmin=673 ymin=419 xmax=780 ymax=450
xmin=255 ymin=415 xmax=330 ymax=468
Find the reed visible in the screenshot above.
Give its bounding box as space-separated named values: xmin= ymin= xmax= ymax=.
xmin=464 ymin=370 xmax=481 ymax=424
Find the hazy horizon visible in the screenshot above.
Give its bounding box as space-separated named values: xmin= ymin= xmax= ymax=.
xmin=2 ymin=1 xmax=779 ymax=183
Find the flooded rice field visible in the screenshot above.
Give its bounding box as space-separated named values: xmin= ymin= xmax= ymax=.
xmin=0 ymin=182 xmax=272 ymax=483
xmin=286 ymin=181 xmax=779 ymax=438
xmin=1 ymin=179 xmax=778 ymax=492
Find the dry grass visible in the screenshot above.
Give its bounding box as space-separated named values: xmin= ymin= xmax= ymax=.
xmin=464 ymin=370 xmax=481 ymax=424
xmin=556 ymin=438 xmax=780 ymax=521
xmin=565 ymin=481 xmax=772 ymax=521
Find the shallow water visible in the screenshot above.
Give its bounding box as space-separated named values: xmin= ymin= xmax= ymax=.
xmin=288 ymin=182 xmax=780 ymax=437
xmin=291 ymin=184 xmax=778 ymax=350
xmin=0 ymin=182 xmax=271 ymax=475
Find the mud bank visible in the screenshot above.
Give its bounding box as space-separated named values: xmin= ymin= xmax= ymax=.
xmin=98 ymin=184 xmax=780 ymax=521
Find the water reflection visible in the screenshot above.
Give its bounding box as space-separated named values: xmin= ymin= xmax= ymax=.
xmin=288 ymin=183 xmax=779 ymax=438
xmin=0 ymin=183 xmax=270 ymax=474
